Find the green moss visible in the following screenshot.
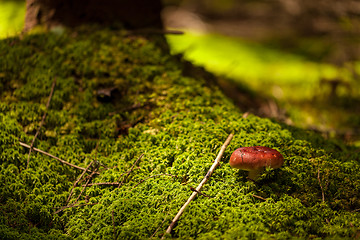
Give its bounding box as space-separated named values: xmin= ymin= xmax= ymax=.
xmin=0 ymin=27 xmax=359 ymax=239
xmin=166 ymin=32 xmax=360 ymax=142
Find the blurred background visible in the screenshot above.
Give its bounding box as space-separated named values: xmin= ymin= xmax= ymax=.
xmin=1 ymin=0 xmax=360 ymax=145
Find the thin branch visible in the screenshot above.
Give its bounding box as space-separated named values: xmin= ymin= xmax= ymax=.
xmin=162 ymin=133 xmax=234 ymax=238
xmin=190 ymin=187 xmax=211 ymax=198
xmin=117 ymin=153 xmax=144 ymax=188
xmin=67 ymin=161 xmax=94 ymax=204
xmin=317 ymin=166 xmax=325 ymax=203
xmin=20 ymin=141 xmax=99 ymax=174
xmin=83 ymin=174 xmax=177 ymax=188
xmin=81 ymin=182 xmax=120 ymax=187
xmin=151 ymin=209 xmax=171 ymax=239
xmin=74 ymin=166 xmax=99 ymax=205
xmin=251 ymin=194 xmax=267 ymax=201
xmin=54 ymin=202 xmax=98 ymax=214
xmin=27 ymin=78 xmax=56 ymax=168
xmin=132 ymin=174 xmax=177 ymax=189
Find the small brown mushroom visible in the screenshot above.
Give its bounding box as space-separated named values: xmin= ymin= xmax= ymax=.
xmin=229 ymin=146 xmax=284 ymax=180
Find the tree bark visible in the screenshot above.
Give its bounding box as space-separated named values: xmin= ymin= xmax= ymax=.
xmin=24 ymin=0 xmax=163 ymax=32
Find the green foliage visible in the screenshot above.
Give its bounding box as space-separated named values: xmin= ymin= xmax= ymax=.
xmin=166 ymin=32 xmax=360 ymax=142
xmin=0 ymin=27 xmax=359 ymax=239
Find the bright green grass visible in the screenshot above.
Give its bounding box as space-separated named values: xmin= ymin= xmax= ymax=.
xmin=0 ymin=0 xmax=26 ymax=38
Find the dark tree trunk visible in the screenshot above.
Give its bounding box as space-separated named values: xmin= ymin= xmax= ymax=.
xmin=24 ymin=0 xmax=163 ymax=32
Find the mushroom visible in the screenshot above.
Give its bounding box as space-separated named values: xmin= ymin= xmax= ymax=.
xmin=229 ymin=146 xmax=284 ymax=180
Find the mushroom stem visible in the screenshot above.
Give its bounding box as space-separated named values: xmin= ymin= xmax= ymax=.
xmin=248 ymin=168 xmax=264 ymax=180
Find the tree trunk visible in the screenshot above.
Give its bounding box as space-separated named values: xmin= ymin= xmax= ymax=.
xmin=24 ymin=0 xmax=163 ymax=32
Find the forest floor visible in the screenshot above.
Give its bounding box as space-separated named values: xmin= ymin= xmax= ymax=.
xmin=1 ymin=27 xmax=360 ymax=239
xmin=1 ymin=1 xmax=359 ymax=145
xmin=162 ymin=6 xmax=360 ymax=146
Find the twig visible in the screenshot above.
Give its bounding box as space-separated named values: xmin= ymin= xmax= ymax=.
xmin=96 ymin=161 xmax=110 ymax=170
xmin=117 ymin=153 xmax=144 ymax=188
xmin=19 ymin=141 xmax=99 ymax=174
xmin=74 ymin=166 xmax=99 ymax=205
xmin=317 ymin=165 xmax=325 ymax=203
xmin=132 ymin=174 xmax=177 ymax=189
xmin=151 ymin=209 xmax=171 ymax=239
xmin=27 ymin=78 xmax=56 ymax=169
xmin=82 ymin=182 xmax=120 ymax=187
xmin=190 ymin=187 xmax=211 ymax=198
xmin=67 ymin=161 xmax=94 ymax=204
xmin=162 ymin=133 xmax=234 ymax=238
xmin=54 ymin=202 xmax=98 ymax=214
xmin=251 ymin=194 xmax=267 ymax=201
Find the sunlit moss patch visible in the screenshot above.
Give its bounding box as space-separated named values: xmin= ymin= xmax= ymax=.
xmin=0 ymin=27 xmax=359 ymax=239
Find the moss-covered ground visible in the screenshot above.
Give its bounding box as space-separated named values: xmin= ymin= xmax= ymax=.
xmin=1 ymin=27 xmax=360 ymax=239
xmin=166 ymin=32 xmax=360 ymax=145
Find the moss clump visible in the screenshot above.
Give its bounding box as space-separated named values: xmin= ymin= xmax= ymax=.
xmin=0 ymin=27 xmax=359 ymax=239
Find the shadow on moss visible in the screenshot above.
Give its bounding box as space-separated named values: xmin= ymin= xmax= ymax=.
xmin=0 ymin=26 xmax=359 ymax=239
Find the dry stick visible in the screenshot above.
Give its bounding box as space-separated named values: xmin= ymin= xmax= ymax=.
xmin=117 ymin=153 xmax=144 ymax=188
xmin=73 ymin=166 xmax=99 ymax=205
xmin=190 ymin=187 xmax=211 ymax=198
xmin=82 ymin=182 xmax=120 ymax=187
xmin=81 ymin=170 xmax=135 ymax=188
xmin=27 ymin=78 xmax=56 ymax=169
xmin=132 ymin=174 xmax=177 ymax=190
xmin=251 ymin=194 xmax=267 ymax=201
xmin=115 ymin=169 xmax=131 ymax=183
xmin=19 ymin=142 xmax=99 ymax=174
xmin=58 ymin=160 xmax=99 ymax=214
xmin=162 ymin=133 xmax=234 ymax=238
xmin=54 ymin=202 xmax=98 ymax=214
xmin=67 ymin=161 xmax=94 ymax=204
xmin=151 ymin=209 xmax=171 ymax=239
xmin=317 ymin=166 xmax=325 ymax=203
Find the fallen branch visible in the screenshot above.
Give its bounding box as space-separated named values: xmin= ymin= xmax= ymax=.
xmin=82 ymin=174 xmax=177 ymax=189
xmin=74 ymin=166 xmax=99 ymax=205
xmin=132 ymin=174 xmax=177 ymax=190
xmin=190 ymin=187 xmax=211 ymax=198
xmin=27 ymin=78 xmax=56 ymax=168
xmin=67 ymin=161 xmax=94 ymax=204
xmin=317 ymin=164 xmax=325 ymax=203
xmin=251 ymin=194 xmax=267 ymax=201
xmin=162 ymin=133 xmax=234 ymax=238
xmin=117 ymin=153 xmax=144 ymax=188
xmin=54 ymin=202 xmax=98 ymax=214
xmin=19 ymin=141 xmax=99 ymax=174
xmin=151 ymin=209 xmax=171 ymax=239
xmin=82 ymin=182 xmax=120 ymax=187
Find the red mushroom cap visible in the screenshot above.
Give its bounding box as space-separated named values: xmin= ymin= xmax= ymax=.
xmin=230 ymin=146 xmax=284 ymax=171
